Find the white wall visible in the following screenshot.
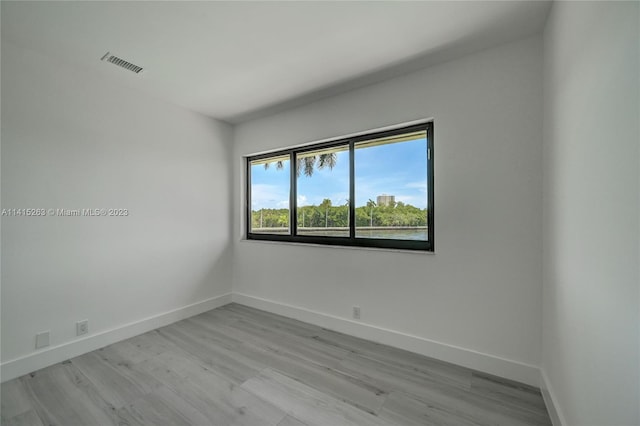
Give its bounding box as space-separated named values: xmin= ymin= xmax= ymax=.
xmin=233 ymin=36 xmax=543 ymax=385
xmin=1 ymin=40 xmax=233 ymax=380
xmin=542 ymin=2 xmax=640 ymax=425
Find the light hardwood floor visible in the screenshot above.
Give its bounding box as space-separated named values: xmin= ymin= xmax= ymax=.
xmin=1 ymin=303 xmax=551 ymax=426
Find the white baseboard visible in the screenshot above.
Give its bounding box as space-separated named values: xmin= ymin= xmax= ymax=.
xmin=231 ymin=293 xmax=540 ymax=387
xmin=540 ymin=368 xmax=567 ymax=426
xmin=0 ymin=293 xmax=233 ymax=383
xmin=1 ymin=291 xmax=543 ymax=390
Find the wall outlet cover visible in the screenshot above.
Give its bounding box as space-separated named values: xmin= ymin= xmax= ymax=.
xmin=353 ymin=306 xmax=361 ymax=320
xmin=76 ymin=320 xmax=89 ymax=336
xmin=35 ymin=331 xmax=50 ymax=349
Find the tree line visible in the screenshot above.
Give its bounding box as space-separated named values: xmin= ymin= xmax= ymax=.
xmin=252 ymin=199 xmax=427 ymax=229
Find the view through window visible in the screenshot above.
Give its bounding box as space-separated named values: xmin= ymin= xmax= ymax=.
xmin=247 ymin=123 xmax=433 ymax=251
xmin=249 ymin=154 xmax=290 ymax=234
xmin=296 ymin=145 xmax=350 ymax=237
xmin=355 ymin=131 xmax=428 ymax=241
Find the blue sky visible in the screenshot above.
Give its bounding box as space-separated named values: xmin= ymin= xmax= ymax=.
xmin=251 ymin=137 xmax=428 ymax=209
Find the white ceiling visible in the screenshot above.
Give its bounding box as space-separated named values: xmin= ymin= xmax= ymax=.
xmin=1 ymin=1 xmax=551 ymax=123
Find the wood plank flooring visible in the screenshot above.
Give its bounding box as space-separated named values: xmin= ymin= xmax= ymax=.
xmin=1 ymin=303 xmax=552 ymax=426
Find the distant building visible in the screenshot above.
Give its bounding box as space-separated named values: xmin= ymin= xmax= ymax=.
xmin=376 ymin=194 xmax=395 ymax=206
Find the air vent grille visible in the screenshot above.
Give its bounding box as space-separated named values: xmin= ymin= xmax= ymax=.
xmin=101 ymin=52 xmax=143 ymax=74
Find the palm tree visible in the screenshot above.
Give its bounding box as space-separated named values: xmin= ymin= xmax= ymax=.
xmin=263 ymin=160 xmax=285 ymax=171
xmin=319 ymin=199 xmax=332 ymax=228
xmin=366 ymin=199 xmax=376 ymax=227
xmin=264 ymin=153 xmax=337 ymax=177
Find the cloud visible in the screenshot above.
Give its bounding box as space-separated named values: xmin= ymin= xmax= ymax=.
xmin=395 ymin=195 xmax=426 ymax=208
xmin=405 ymin=181 xmax=428 ymax=192
xmin=251 ymin=184 xmax=289 ymax=209
xmin=329 ymin=192 xmax=349 ymax=206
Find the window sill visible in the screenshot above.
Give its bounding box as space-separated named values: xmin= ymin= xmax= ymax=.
xmin=239 ymin=238 xmax=435 ymax=255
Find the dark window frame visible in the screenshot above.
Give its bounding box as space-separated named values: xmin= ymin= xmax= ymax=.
xmin=246 ymin=122 xmax=434 ymax=251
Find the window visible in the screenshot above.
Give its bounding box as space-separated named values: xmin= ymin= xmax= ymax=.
xmin=246 ymin=123 xmax=434 ymax=251
xmin=249 ymin=154 xmax=290 ymax=234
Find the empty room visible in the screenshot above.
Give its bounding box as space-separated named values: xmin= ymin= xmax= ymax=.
xmin=1 ymin=1 xmax=638 ymax=425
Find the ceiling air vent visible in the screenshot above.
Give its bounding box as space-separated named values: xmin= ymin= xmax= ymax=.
xmin=101 ymin=52 xmax=144 ymax=74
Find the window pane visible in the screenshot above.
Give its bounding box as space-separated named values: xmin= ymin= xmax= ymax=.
xmin=249 ymin=155 xmax=290 ymax=234
xmin=296 ymin=145 xmax=349 ymax=237
xmin=354 ymin=131 xmax=428 ymax=241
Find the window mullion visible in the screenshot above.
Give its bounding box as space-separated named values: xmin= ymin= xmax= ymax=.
xmin=290 ymin=151 xmax=297 ymax=236
xmin=246 ymin=157 xmax=252 ymax=237
xmin=349 ymin=140 xmax=355 ymax=239
xmin=427 ymin=123 xmax=434 ymax=249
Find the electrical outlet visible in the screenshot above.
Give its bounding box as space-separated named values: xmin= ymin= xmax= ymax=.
xmin=35 ymin=331 xmax=50 ymax=349
xmin=353 ymin=306 xmax=361 ymax=320
xmin=76 ymin=319 xmax=89 ymax=336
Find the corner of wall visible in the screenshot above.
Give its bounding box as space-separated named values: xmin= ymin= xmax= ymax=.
xmin=539 ymin=368 xmax=567 ymax=426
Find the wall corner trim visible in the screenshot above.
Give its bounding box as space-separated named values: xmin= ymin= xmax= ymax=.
xmin=540 ymin=368 xmax=567 ymax=426
xmin=231 ymin=292 xmax=541 ymax=387
xmin=0 ymin=293 xmax=233 ymax=383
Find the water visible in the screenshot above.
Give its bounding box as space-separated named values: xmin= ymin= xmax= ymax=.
xmin=355 ymin=228 xmax=427 ymax=241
